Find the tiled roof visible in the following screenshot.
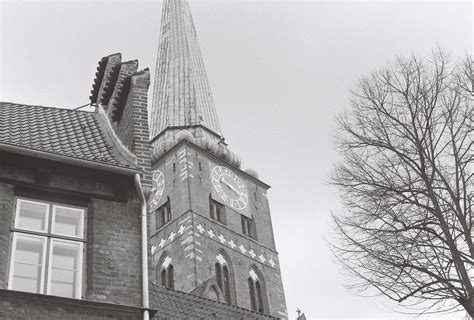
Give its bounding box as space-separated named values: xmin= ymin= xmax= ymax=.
xmin=150 ymin=284 xmax=279 ymax=320
xmin=0 ymin=102 xmax=136 ymax=170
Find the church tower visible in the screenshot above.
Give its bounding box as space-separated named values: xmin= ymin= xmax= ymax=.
xmin=147 ymin=0 xmax=287 ymax=318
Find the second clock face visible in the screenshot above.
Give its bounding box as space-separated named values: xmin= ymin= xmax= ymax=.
xmin=148 ymin=170 xmax=165 ymax=212
xmin=211 ymin=166 xmax=248 ymax=211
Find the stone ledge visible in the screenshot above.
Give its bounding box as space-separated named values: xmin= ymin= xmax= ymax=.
xmin=0 ymin=289 xmax=153 ymax=316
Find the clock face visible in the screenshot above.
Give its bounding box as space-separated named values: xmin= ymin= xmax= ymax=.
xmin=148 ymin=170 xmax=165 ymax=212
xmin=211 ymin=166 xmax=248 ymax=211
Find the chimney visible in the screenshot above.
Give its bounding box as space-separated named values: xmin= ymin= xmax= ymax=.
xmin=90 ymin=54 xmax=152 ymax=187
xmin=90 ymin=53 xmax=122 ymax=106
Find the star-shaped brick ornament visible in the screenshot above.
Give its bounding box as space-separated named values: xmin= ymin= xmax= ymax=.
xmin=197 ymin=224 xmax=205 ymax=233
xmin=178 ymin=225 xmax=185 ymax=235
xmin=168 ymin=231 xmax=176 ymax=241
xmin=258 ymin=254 xmax=266 ymax=263
xmin=218 ymin=234 xmax=226 ymax=244
xmin=239 ymin=244 xmax=247 ymax=254
xmin=158 ymin=238 xmax=166 ymax=248
xmin=249 ymin=249 xmax=256 ymax=259
xmin=268 ymin=259 xmax=276 ymax=268
xmin=228 ymin=239 xmax=236 ymax=249
xmin=207 ymin=229 xmax=215 ymax=239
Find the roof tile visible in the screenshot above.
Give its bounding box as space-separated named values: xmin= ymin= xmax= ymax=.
xmin=0 ymin=102 xmax=136 ymax=170
xmin=150 ymin=284 xmax=279 ymax=320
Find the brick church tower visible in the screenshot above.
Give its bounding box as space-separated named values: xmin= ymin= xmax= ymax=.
xmin=147 ymin=0 xmax=288 ymax=318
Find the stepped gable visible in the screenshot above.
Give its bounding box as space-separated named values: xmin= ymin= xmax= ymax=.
xmin=0 ymin=102 xmax=137 ymax=170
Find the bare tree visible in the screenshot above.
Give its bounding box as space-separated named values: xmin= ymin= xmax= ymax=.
xmin=330 ymin=50 xmax=473 ymax=317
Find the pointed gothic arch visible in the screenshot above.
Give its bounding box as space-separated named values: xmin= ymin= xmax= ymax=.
xmin=247 ymin=265 xmax=268 ymax=313
xmin=214 ymin=249 xmax=235 ymax=304
xmin=156 ymin=251 xmax=174 ymax=289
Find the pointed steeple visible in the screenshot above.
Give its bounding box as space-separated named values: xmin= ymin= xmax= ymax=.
xmin=150 ymin=0 xmax=240 ymax=167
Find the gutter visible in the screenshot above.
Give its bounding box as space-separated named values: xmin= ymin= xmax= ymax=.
xmin=134 ymin=174 xmax=149 ymax=320
xmin=0 ymin=143 xmax=139 ymax=176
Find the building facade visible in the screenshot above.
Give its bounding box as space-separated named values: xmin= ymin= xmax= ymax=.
xmin=147 ymin=0 xmax=287 ymax=318
xmin=0 ymin=0 xmax=287 ymax=319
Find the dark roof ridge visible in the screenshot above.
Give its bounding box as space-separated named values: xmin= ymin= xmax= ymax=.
xmin=0 ymin=101 xmax=93 ymax=113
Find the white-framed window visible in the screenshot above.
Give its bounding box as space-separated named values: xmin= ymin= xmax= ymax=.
xmin=8 ymin=198 xmax=85 ymax=299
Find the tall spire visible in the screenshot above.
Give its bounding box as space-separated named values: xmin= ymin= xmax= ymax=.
xmin=151 ymin=0 xmax=222 ymax=138
xmin=150 ymin=0 xmax=240 ymax=167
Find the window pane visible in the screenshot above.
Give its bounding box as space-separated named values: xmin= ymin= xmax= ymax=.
xmin=15 ymin=235 xmax=45 ymax=265
xmin=50 ymin=269 xmax=77 ymax=298
xmin=16 ymin=200 xmax=49 ymax=232
xmin=49 ymin=240 xmax=82 ymax=298
xmin=12 ymin=263 xmax=43 ymax=293
xmin=52 ymin=240 xmax=81 ymax=270
xmin=11 ymin=235 xmax=45 ymax=293
xmin=52 ymin=206 xmax=84 ymax=237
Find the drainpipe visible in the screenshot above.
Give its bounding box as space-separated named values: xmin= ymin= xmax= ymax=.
xmin=134 ymin=174 xmax=149 ymax=320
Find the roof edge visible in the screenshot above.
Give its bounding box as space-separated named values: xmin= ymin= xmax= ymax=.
xmin=155 ymin=139 xmax=271 ymax=189
xmin=0 ymin=143 xmax=139 ymax=176
xmin=95 ymin=104 xmax=138 ymax=166
xmin=150 ymin=284 xmax=279 ymax=319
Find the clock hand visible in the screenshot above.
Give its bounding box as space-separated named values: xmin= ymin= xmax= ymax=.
xmin=220 ymin=177 xmax=241 ymax=196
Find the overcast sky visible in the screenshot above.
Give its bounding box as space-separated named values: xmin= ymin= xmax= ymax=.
xmin=1 ymin=0 xmax=472 ymax=319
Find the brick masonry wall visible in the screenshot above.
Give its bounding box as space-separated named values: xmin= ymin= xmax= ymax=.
xmin=192 ymin=213 xmax=287 ymax=318
xmin=148 ymin=144 xmax=195 ymax=292
xmin=114 ymin=69 xmax=152 ymax=188
xmin=186 ymin=143 xmax=277 ymax=249
xmin=149 ymin=141 xmax=287 ymax=318
xmin=149 ymin=144 xmax=193 ymax=232
xmin=86 ymin=198 xmax=142 ymax=306
xmin=0 ymin=182 xmax=14 ymax=289
xmin=0 ymin=289 xmax=142 ymax=320
xmin=150 ymin=211 xmax=197 ymax=293
xmin=0 ymin=159 xmax=143 ymax=309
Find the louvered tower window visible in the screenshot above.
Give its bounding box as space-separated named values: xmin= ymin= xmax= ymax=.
xmin=158 ymin=255 xmax=174 ymax=289
xmin=248 ymin=268 xmax=266 ymax=313
xmin=215 ymin=253 xmax=233 ymax=304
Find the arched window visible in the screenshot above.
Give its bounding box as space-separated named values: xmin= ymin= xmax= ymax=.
xmin=215 ymin=252 xmax=234 ymax=304
xmin=157 ymin=254 xmax=174 ymax=289
xmin=248 ymin=268 xmax=267 ymax=313
xmin=167 ymin=264 xmax=174 ymax=289
xmin=215 ymin=262 xmax=222 ymax=288
xmin=222 ymin=265 xmax=230 ymax=303
xmin=160 ymin=269 xmax=166 ymax=286
xmin=248 ymin=277 xmax=256 ymax=311
xmin=256 ymin=279 xmax=264 ymax=313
